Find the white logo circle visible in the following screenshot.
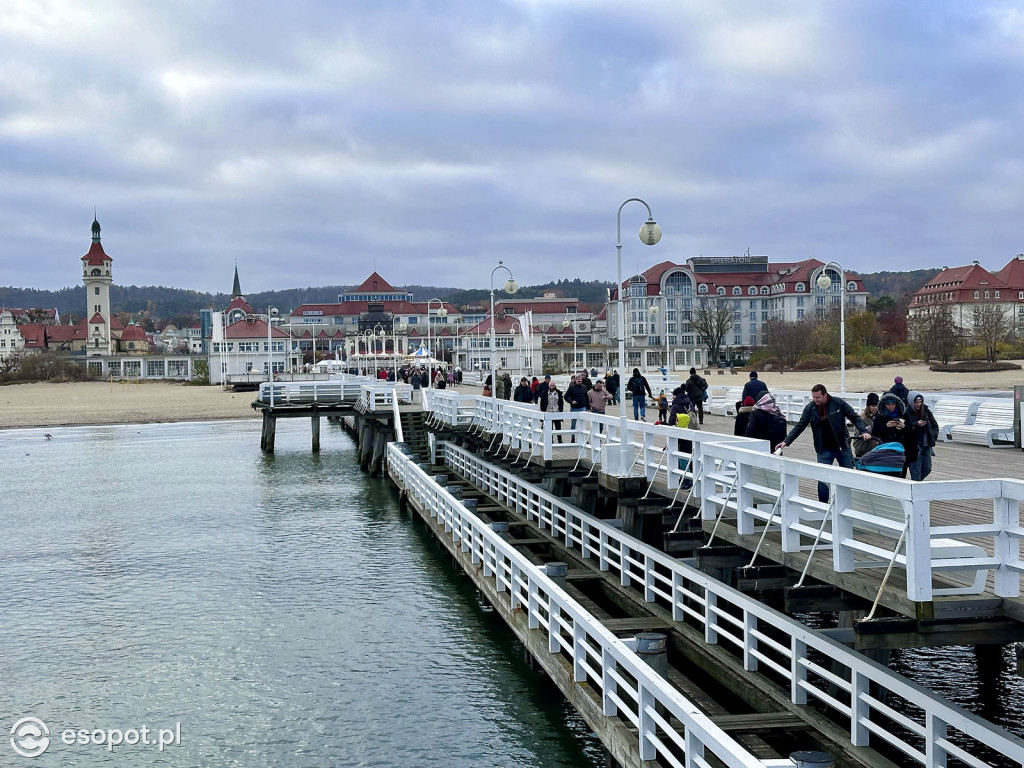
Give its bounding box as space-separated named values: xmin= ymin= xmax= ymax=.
xmin=10 ymin=717 xmax=50 ymax=758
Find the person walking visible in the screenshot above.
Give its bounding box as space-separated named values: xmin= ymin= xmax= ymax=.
xmin=494 ymin=372 xmax=507 ymax=400
xmin=587 ymin=379 xmax=612 ymax=432
xmin=657 ymin=390 xmax=669 ymax=423
xmin=501 ymin=372 xmax=513 ymax=400
xmin=889 ymin=376 xmax=910 ymax=407
xmin=908 ymin=392 xmax=938 ymax=481
xmin=626 ymin=368 xmax=653 ymax=421
xmin=873 ymin=392 xmax=918 ymax=478
xmin=734 ymin=395 xmax=755 ymax=436
xmin=607 ymin=370 xmax=620 ymax=405
xmin=781 ymin=384 xmax=872 ymax=503
xmin=539 ymin=379 xmax=565 ymax=443
xmin=741 ymin=371 xmax=768 ymax=403
xmin=685 ymin=367 xmax=708 ymax=424
xmin=745 ymin=392 xmax=788 ymax=452
xmin=667 ymin=387 xmax=697 ymax=478
xmin=565 ymin=374 xmax=589 ymax=432
xmin=513 ymin=377 xmax=533 ymax=403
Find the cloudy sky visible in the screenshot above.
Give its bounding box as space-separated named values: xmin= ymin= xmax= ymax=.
xmin=3 ymin=1 xmax=1023 ymax=294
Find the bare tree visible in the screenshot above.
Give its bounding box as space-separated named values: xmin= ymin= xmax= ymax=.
xmin=763 ymin=318 xmax=815 ymax=371
xmin=690 ymin=298 xmax=737 ymax=365
xmin=972 ymin=304 xmax=1011 ymax=362
xmin=910 ymin=304 xmax=958 ymax=364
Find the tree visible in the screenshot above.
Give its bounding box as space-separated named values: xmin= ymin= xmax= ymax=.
xmin=844 ymin=310 xmax=881 ymax=350
xmin=972 ymin=304 xmax=1011 ymax=362
xmin=690 ymin=298 xmax=736 ymax=365
xmin=763 ymin=318 xmax=815 ymax=370
xmin=911 ymin=305 xmax=958 ymax=363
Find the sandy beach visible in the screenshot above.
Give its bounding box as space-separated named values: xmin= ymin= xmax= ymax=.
xmin=0 ymin=361 xmax=1021 ymax=429
xmin=0 ymin=381 xmax=259 ymax=429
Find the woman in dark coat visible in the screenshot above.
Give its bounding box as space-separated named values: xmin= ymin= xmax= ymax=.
xmin=745 ymin=392 xmax=788 ymax=452
xmin=734 ymin=396 xmax=755 ymax=436
xmin=872 ymin=392 xmax=918 ymax=477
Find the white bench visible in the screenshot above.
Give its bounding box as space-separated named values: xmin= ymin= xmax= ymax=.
xmin=847 ymin=489 xmax=986 ymax=595
xmin=934 ymin=399 xmax=978 ymax=442
xmin=947 ymin=401 xmax=1015 ymax=448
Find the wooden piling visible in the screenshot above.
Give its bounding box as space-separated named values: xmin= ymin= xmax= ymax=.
xmin=261 ymin=411 xmax=277 ymax=453
xmin=311 ymin=414 xmax=321 ymax=453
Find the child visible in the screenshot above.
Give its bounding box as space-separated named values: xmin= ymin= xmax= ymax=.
xmin=657 ymin=390 xmax=668 ymax=423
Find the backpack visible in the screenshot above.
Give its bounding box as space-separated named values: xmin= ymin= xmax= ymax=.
xmin=631 ymin=376 xmax=646 ymax=397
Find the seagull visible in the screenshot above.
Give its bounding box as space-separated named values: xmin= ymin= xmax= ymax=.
xmin=43 ymin=434 xmax=53 ymax=440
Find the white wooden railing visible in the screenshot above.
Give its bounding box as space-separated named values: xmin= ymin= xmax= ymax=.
xmin=420 ymin=390 xmax=1024 ymax=602
xmin=388 ymin=443 xmax=771 ymax=768
xmin=434 ymin=442 xmax=1024 ymax=768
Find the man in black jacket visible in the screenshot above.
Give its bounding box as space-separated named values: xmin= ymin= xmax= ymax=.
xmin=684 ymin=367 xmax=708 ymax=424
xmin=564 ymin=374 xmax=590 ymax=431
xmin=741 ymin=371 xmax=768 ymax=403
xmin=782 ymin=384 xmax=871 ymax=503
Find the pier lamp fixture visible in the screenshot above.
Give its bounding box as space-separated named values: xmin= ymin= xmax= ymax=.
xmin=816 ymin=261 xmax=846 ymax=394
xmin=561 ymin=311 xmax=579 ymax=374
xmin=426 ymin=299 xmax=447 ymax=389
xmin=647 ymin=295 xmax=670 ymax=381
xmin=616 ymin=199 xmax=662 ymax=474
xmin=267 ymin=306 xmax=278 ymax=407
xmin=392 ymin=316 xmax=407 ymax=381
xmin=490 ymin=261 xmax=519 ymax=412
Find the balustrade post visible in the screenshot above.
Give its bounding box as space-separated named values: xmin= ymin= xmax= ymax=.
xmin=905 ymin=497 xmax=933 ymax=602
xmin=850 ymin=670 xmax=869 ymax=745
xmin=735 ymin=462 xmax=754 ymax=535
xmin=779 ymin=468 xmax=800 ymax=552
xmin=994 ymin=494 xmax=1021 ymax=598
xmin=791 ymin=637 xmax=807 ymax=705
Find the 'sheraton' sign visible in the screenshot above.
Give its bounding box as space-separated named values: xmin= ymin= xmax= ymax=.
xmin=691 ymin=255 xmax=768 ymax=265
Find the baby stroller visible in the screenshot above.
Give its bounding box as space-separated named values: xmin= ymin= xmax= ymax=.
xmin=854 ymin=441 xmax=905 ymax=474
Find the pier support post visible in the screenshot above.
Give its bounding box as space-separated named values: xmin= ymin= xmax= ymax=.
xmin=261 ymin=411 xmax=277 ymax=454
xmin=311 ymin=414 xmax=321 ymax=453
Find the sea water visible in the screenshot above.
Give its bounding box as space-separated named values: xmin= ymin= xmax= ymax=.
xmin=0 ymin=419 xmax=602 ymax=767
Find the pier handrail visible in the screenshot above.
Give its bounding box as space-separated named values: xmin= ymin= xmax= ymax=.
xmin=422 ymin=390 xmax=1024 ymax=602
xmin=357 ymin=383 xmax=413 ymax=412
xmin=388 ymin=443 xmax=766 ymax=768
xmin=698 ymin=439 xmax=1024 ymax=602
xmin=438 ymin=441 xmax=1024 ymax=768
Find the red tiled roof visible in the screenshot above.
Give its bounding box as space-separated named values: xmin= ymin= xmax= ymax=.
xmin=352 ymin=272 xmax=398 ymax=293
xmin=225 ymin=296 xmax=255 ymax=315
xmin=88 ymin=312 xmax=106 ymax=325
xmin=81 ymin=242 xmax=112 ymax=266
xmin=995 ymin=256 xmax=1024 ymax=290
xmin=120 ymin=324 xmax=148 ymax=342
xmin=222 ymin=317 xmax=289 ymax=339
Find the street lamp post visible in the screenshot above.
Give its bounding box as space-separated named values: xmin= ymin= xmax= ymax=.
xmin=509 ymin=321 xmax=522 ymax=377
xmin=647 ymin=294 xmax=670 ymax=382
xmin=266 ymin=306 xmax=278 ymax=406
xmin=392 ymin=316 xmax=407 ymax=382
xmin=426 ymin=298 xmax=447 ymax=389
xmin=490 ymin=260 xmax=519 ymax=414
xmin=561 ymin=311 xmax=578 ymax=374
xmin=616 ymin=199 xmax=662 ymax=473
xmin=816 ymin=262 xmax=846 ymax=394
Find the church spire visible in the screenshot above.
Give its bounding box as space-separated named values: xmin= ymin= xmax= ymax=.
xmin=231 ymin=263 xmax=242 ymax=299
xmin=91 ymin=215 xmax=101 ymax=244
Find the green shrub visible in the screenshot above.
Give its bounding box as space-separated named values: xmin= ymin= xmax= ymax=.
xmin=190 ymin=358 xmax=210 ymax=385
xmin=793 ymin=354 xmax=837 ymax=371
xmin=930 ymin=361 xmax=1022 ymax=373
xmin=0 ymin=352 xmax=91 ymax=384
xmin=955 ymin=345 xmax=987 ymax=361
xmin=880 ymin=343 xmax=920 ymax=364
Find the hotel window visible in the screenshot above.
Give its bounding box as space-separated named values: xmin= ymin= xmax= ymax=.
xmin=717 ymin=287 xmax=726 ymax=296
xmin=974 ymin=291 xmax=980 ymax=299
xmin=732 ymin=287 xmax=741 ymax=295
xmin=795 ymin=283 xmax=805 ymax=292
xmin=748 ymin=286 xmax=757 ymax=295
xmin=698 ymin=284 xmax=708 ymax=293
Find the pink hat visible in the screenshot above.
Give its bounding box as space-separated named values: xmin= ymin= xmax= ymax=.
xmin=894 ymin=376 xmax=903 ymax=384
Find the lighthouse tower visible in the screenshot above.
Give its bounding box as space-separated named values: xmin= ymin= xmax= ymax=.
xmin=82 ymin=217 xmax=113 ymax=356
